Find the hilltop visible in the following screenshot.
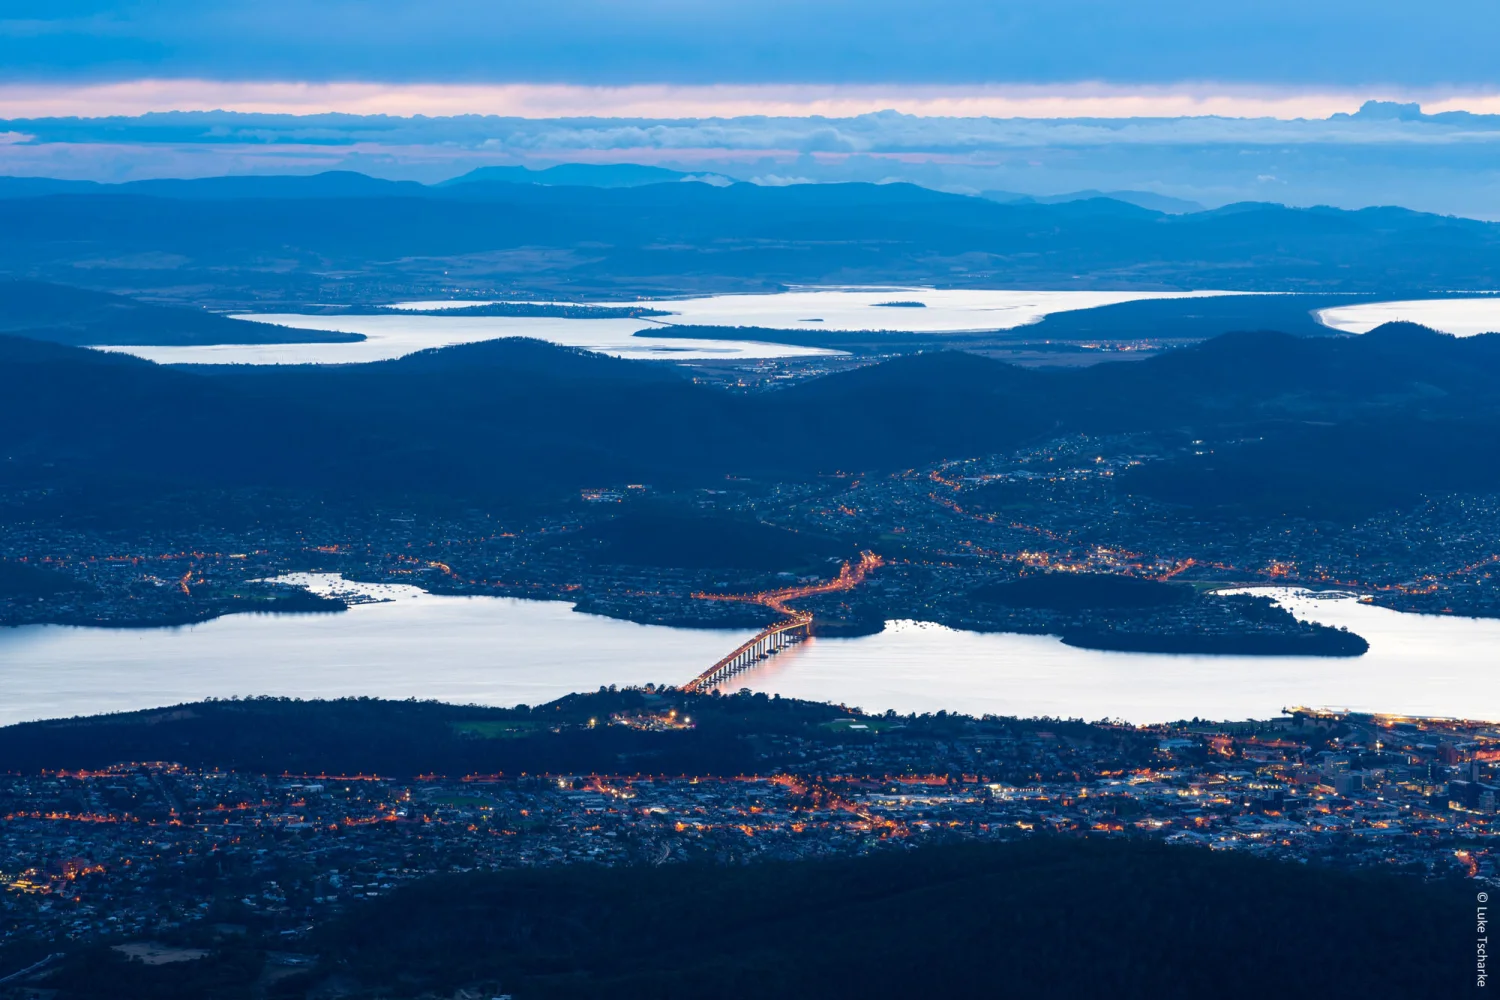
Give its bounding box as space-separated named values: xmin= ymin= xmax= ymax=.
xmin=4 ymin=325 xmax=1500 ymax=514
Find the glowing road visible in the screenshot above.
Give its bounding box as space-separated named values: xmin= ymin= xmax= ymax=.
xmin=681 ymin=551 xmax=883 ymax=693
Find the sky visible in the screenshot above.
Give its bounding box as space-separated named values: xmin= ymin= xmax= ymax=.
xmin=3 ymin=2 xmax=1500 ymax=217
xmin=3 ymin=1 xmax=1500 ymax=116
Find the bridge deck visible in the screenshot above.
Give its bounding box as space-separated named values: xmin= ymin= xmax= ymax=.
xmin=680 ymin=551 xmax=881 ymax=693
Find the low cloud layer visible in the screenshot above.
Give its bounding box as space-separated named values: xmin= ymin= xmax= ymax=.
xmin=4 ymin=104 xmax=1500 ymax=218
xmin=4 ymin=79 xmax=1500 ymax=121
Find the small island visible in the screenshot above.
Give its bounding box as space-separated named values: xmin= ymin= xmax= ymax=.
xmin=968 ymin=573 xmax=1369 ymax=657
xmin=1062 ymin=627 xmax=1369 ymax=657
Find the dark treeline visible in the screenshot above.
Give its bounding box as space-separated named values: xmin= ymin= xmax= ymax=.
xmin=970 ymin=576 xmax=1368 ymax=656
xmin=971 ymin=572 xmax=1193 ymax=611
xmin=0 ymin=558 xmax=91 ymax=597
xmin=38 ymin=839 xmax=1473 ymax=1000
xmin=0 ymin=281 xmax=361 ymax=347
xmin=0 ymin=691 xmax=1130 ymax=779
xmin=1021 ymin=291 xmax=1348 ymax=340
xmin=634 ymin=323 xmax=952 ymax=349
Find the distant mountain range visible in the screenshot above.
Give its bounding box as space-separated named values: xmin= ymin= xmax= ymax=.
xmin=980 ymin=189 xmax=1205 ymax=214
xmin=8 ymin=106 xmax=1500 ymax=216
xmin=0 ymin=164 xmax=738 ymax=200
xmin=0 ymin=173 xmax=1496 ymax=301
xmin=0 ymin=165 xmax=1187 ymax=207
xmin=440 ymin=163 xmax=733 ymax=188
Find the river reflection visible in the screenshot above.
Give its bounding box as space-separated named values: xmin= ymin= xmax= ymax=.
xmin=728 ymin=590 xmax=1498 ymax=723
xmin=0 ymin=580 xmax=755 ymax=727
xmin=0 ymin=581 xmax=1493 ymax=726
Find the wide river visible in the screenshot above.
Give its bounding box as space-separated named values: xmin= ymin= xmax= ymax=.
xmin=100 ymin=288 xmax=1239 ymax=365
xmin=0 ymin=577 xmax=1494 ymax=726
xmin=88 ymin=288 xmax=1500 ymax=366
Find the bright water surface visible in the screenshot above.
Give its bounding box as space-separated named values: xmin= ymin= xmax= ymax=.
xmin=1318 ymin=297 xmax=1500 ymax=336
xmin=1 ymin=577 xmax=1493 ymax=726
xmin=98 ymin=288 xmax=1236 ymax=365
xmin=391 ymin=288 xmax=1237 ymax=333
xmin=89 ymin=290 xmax=1500 ymax=366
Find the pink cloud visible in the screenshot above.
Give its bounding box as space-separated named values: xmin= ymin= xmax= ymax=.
xmin=4 ymin=79 xmax=1500 ymax=120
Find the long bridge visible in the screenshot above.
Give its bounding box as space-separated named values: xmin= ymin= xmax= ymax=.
xmin=680 ymin=551 xmax=882 ymax=693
